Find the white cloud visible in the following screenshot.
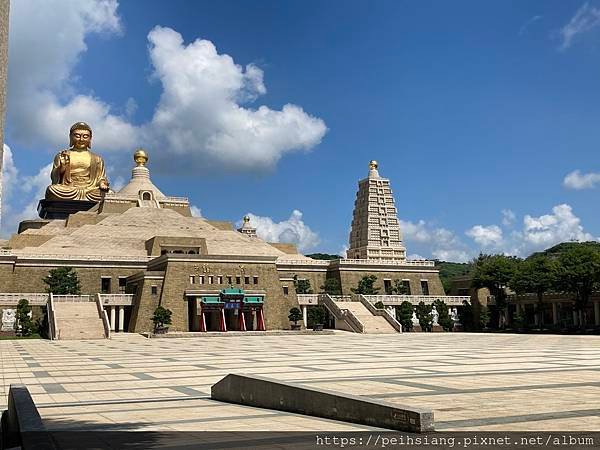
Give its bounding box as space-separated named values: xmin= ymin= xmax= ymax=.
xmin=143 ymin=26 xmax=327 ymax=172
xmin=462 ymin=204 xmax=597 ymax=257
xmin=466 ymin=224 xmax=503 ymax=248
xmin=563 ymin=169 xmax=600 ymax=189
xmin=190 ymin=205 xmax=202 ymax=217
xmin=245 ymin=210 xmax=319 ymax=252
xmin=559 ymin=2 xmax=600 ymax=50
xmin=407 ymin=253 xmax=426 ymax=260
xmin=519 ymin=15 xmax=542 ymax=36
xmin=7 ymin=0 xmax=137 ymax=152
xmin=522 ymin=203 xmax=594 ymax=248
xmin=501 ymin=209 xmax=516 ymax=226
xmin=7 ymin=3 xmax=326 ymax=175
xmin=400 ymin=219 xmax=472 ymax=263
xmin=0 ymin=145 xmax=52 ymax=236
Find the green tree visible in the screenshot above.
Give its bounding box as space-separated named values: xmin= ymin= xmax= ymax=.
xmin=458 ymin=300 xmax=474 ymax=331
xmin=320 ymin=278 xmax=341 ymax=295
xmin=390 ymin=279 xmax=409 ymax=295
xmin=374 ymin=301 xmax=385 ymax=309
xmin=288 ymin=307 xmax=302 ymax=326
xmin=293 ymin=275 xmax=313 ymax=294
xmin=435 ymin=261 xmax=473 ymax=294
xmin=152 ymin=306 xmax=172 ymax=330
xmin=306 ymin=253 xmax=340 ymax=260
xmin=433 ymin=299 xmax=454 ymax=331
xmin=16 ymin=299 xmax=33 ymax=336
xmin=415 ymin=301 xmax=432 ymax=332
xmin=308 ymin=306 xmax=326 ymax=326
xmin=397 ymin=301 xmax=414 ymax=332
xmin=554 ymin=245 xmax=600 ymax=328
xmin=471 ymin=254 xmax=519 ymax=328
xmin=510 ymin=254 xmax=558 ymax=327
xmin=43 ymin=267 xmax=81 ymax=295
xmin=351 ymin=275 xmax=380 ymax=295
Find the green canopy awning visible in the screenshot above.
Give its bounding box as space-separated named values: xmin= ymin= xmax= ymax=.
xmin=244 ymin=296 xmax=264 ymax=304
xmin=201 ymin=296 xmax=222 ymax=304
xmin=221 ymin=288 xmax=244 ymax=295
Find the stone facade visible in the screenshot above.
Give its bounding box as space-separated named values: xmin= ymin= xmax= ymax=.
xmin=0 ymin=156 xmax=449 ymax=334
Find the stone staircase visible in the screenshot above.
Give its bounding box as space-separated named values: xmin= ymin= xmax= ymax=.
xmin=53 ymin=302 xmax=107 ymax=340
xmin=335 ymin=301 xmax=398 ymax=334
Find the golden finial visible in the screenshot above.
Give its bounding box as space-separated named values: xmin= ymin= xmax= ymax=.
xmin=134 ymin=148 xmax=148 ymax=166
xmin=369 ymin=160 xmax=378 ymax=170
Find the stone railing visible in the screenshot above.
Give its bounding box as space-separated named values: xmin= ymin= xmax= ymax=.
xmin=104 ymin=193 xmax=189 ymax=203
xmin=95 ymin=294 xmax=111 ymax=339
xmin=337 ymin=259 xmax=435 ymax=267
xmin=363 ymin=295 xmax=471 ymax=306
xmin=11 ymin=253 xmax=149 ymax=262
xmin=319 ymin=294 xmax=364 ymax=333
xmin=277 ymin=259 xmax=331 ymax=266
xmin=277 ymin=258 xmax=436 ymax=267
xmin=0 ymin=293 xmax=49 ymax=305
xmin=296 ymin=294 xmax=319 ymax=305
xmin=98 ymin=293 xmax=134 ymax=306
xmin=48 ymin=294 xmax=57 ymax=340
xmin=52 ymin=295 xmax=91 ymax=302
xmin=357 ymin=294 xmax=402 ymax=332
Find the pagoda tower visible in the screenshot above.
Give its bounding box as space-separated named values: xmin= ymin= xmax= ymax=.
xmin=347 ymin=160 xmax=406 ymax=261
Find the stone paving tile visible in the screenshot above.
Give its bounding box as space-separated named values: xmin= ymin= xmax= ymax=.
xmin=2 ymin=333 xmax=600 ymax=431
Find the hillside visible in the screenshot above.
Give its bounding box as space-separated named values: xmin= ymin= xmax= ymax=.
xmin=435 ymin=260 xmax=473 ymax=293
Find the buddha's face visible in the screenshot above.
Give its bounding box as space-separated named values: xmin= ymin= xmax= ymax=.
xmin=70 ymin=129 xmax=91 ymax=150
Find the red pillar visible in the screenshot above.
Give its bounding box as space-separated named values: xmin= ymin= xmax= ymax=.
xmin=200 ymin=310 xmax=206 ymax=332
xmin=220 ymin=308 xmax=227 ymax=332
xmin=257 ymin=308 xmax=265 ymax=331
xmin=238 ymin=309 xmax=246 ymax=331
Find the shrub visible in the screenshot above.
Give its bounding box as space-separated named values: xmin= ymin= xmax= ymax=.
xmin=288 ymin=307 xmax=302 ymax=325
xmin=152 ymin=306 xmax=172 ymax=330
xmin=415 ymin=301 xmax=432 ymax=332
xmin=397 ymin=301 xmax=414 ymax=332
xmin=308 ymin=306 xmax=325 ymax=325
xmin=433 ymin=299 xmax=454 ymax=331
xmin=16 ymin=299 xmax=33 ymax=336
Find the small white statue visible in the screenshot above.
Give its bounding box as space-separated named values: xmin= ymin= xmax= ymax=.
xmin=411 ymin=310 xmax=419 ymax=325
xmin=450 ymin=307 xmax=459 ymax=322
xmin=1 ymin=308 xmax=16 ymax=332
xmin=431 ymin=305 xmax=439 ymax=326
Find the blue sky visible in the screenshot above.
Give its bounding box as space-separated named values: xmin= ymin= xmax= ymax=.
xmin=2 ymin=0 xmax=600 ymax=262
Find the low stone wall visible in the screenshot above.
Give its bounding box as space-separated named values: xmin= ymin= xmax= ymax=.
xmin=211 ymin=373 xmax=434 ymax=433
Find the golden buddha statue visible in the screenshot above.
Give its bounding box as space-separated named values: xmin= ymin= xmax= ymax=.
xmin=45 ymin=122 xmax=110 ymax=202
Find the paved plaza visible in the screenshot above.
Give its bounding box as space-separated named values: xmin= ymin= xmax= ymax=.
xmin=1 ymin=332 xmax=600 ymax=432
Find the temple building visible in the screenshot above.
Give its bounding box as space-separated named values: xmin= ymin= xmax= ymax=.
xmin=0 ymin=124 xmax=467 ymax=337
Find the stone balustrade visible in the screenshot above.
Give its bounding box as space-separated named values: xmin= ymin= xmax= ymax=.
xmin=0 ymin=293 xmax=49 ymax=305
xmin=363 ymin=295 xmax=471 ymax=306
xmin=98 ymin=293 xmax=134 ymax=306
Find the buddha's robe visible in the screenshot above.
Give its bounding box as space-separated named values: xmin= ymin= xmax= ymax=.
xmin=45 ymin=149 xmax=108 ymax=202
